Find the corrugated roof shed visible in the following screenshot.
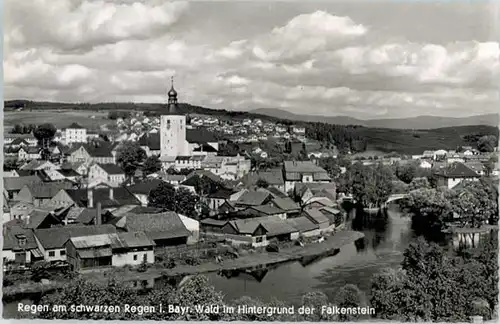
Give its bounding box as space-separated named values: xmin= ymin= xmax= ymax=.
xmin=115 ymin=212 xmax=190 ymax=241
xmin=34 ymin=224 xmax=117 ymax=249
xmin=4 ymin=175 xmax=42 ymax=192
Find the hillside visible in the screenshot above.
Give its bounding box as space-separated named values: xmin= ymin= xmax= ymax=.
xmin=253 ymin=108 xmax=499 ymax=129
xmin=4 ymin=100 xmax=499 ymax=155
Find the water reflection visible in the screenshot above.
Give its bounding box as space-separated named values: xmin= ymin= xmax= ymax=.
xmin=206 ymin=205 xmax=414 ymax=304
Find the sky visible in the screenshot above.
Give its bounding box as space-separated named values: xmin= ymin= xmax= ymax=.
xmin=4 ymin=0 xmax=500 ymax=119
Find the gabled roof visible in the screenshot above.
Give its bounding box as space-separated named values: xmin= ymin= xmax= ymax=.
xmin=193 ymin=143 xmax=218 ymax=152
xmin=436 ymin=162 xmax=480 ymax=178
xmin=263 ymin=187 xmax=289 ymax=199
xmin=236 ymin=190 xmax=271 ymax=206
xmin=186 ymin=128 xmax=217 ymax=144
xmin=34 ymin=224 xmax=117 ymax=249
xmin=2 ymin=226 xmax=39 ymax=250
xmin=4 ymin=175 xmax=42 ymax=192
xmin=64 ymin=187 xmax=141 ymax=208
xmin=58 ymin=169 xmax=81 ymax=177
xmin=271 ymin=197 xmax=300 ymax=212
xmin=20 ymin=160 xmax=55 ymax=171
xmin=22 ymin=181 xmax=75 ymax=199
xmin=95 ymin=163 xmax=124 ymax=175
xmin=285 ymin=217 xmax=318 ymax=232
xmin=283 ymin=161 xmax=328 ymax=174
xmin=70 ymin=231 xmax=154 ymax=249
xmin=303 ymin=207 xmax=330 ymax=224
xmin=182 ymin=170 xmax=223 ymax=186
xmin=26 ymin=209 xmax=61 ymax=229
xmin=243 ymin=169 xmax=284 ymax=188
xmin=250 ymin=204 xmax=284 ymax=215
xmin=207 ymin=188 xmax=235 ymax=199
xmin=127 ymin=179 xmax=164 ymax=195
xmin=113 ymin=212 xmax=190 ymax=241
xmin=137 ymin=134 xmax=160 ymax=150
xmin=67 ymin=122 xmax=84 ymax=129
xmin=72 ymin=143 xmax=114 ymax=158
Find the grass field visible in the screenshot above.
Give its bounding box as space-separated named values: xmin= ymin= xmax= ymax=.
xmin=3 ymin=110 xmax=109 ymax=131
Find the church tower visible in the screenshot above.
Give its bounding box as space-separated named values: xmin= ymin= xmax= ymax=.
xmin=160 ymin=77 xmax=188 ymax=158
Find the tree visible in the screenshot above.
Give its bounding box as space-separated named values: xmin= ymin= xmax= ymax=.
xmin=391 ymin=180 xmax=409 ymax=194
xmin=174 ymin=187 xmax=200 ymax=218
xmin=350 ymin=162 xmax=394 ymax=208
xmin=116 ymin=142 xmax=147 ymax=178
xmin=371 ymin=237 xmax=498 ymax=322
xmin=450 ymin=180 xmax=498 ymax=228
xmin=148 ymin=183 xmax=200 ymax=218
xmin=33 ymin=123 xmax=57 ymax=146
xmin=318 ymin=156 xmax=342 ymax=179
xmin=370 ymin=268 xmax=408 ymax=320
xmin=256 ymin=178 xmax=269 ymax=188
xmin=408 ymin=177 xmax=430 ymax=191
xmin=336 ymin=284 xmax=365 ymax=321
xmin=483 ymin=155 xmax=497 ymax=176
xmin=477 ymin=135 xmax=497 ymax=152
xmin=143 ymin=155 xmax=162 ymax=175
xmin=399 ymin=187 xmax=454 ymax=235
xmin=148 ymin=182 xmax=176 ymax=211
xmin=301 ymin=291 xmax=336 ymax=321
xmin=38 ymin=277 xmax=141 ymax=320
xmin=395 ymin=161 xmax=418 ymax=184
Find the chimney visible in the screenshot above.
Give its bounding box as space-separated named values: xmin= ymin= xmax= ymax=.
xmin=87 ymin=188 xmax=94 ymax=208
xmin=109 ymin=187 xmax=114 ymax=201
xmin=96 ymin=202 xmax=102 ymax=226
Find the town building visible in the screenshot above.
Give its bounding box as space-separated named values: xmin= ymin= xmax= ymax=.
xmin=160 ymin=79 xmax=189 ymax=160
xmin=88 ymin=163 xmax=126 ymax=187
xmin=434 ymin=162 xmax=481 ymax=189
xmin=34 ymin=225 xmax=118 ymax=263
xmin=65 ymin=231 xmax=155 ymax=271
xmin=283 ymin=161 xmax=331 ymax=193
xmin=62 ymin=123 xmax=87 ymax=145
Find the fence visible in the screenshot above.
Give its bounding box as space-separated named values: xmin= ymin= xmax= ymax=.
xmin=154 ymin=240 xmax=231 ymax=260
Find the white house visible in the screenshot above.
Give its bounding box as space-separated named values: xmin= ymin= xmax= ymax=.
xmin=63 ymin=123 xmax=87 ymax=145
xmin=34 ymin=225 xmax=117 ymax=263
xmin=88 ymin=164 xmax=126 ymax=187
xmin=419 ymin=160 xmax=433 ymax=169
xmin=434 ymin=162 xmax=480 ymax=189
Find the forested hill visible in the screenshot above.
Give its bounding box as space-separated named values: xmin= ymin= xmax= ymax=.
xmin=4 ymin=100 xmax=499 ymax=155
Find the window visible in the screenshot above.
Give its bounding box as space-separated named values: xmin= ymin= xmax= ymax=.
xmin=255 ymin=236 xmax=263 ymax=243
xmin=133 ymin=254 xmax=138 ymax=261
xmin=143 ymin=254 xmax=148 ymax=262
xmin=48 ymin=251 xmax=55 ymax=257
xmin=60 ymin=250 xmax=66 ymax=256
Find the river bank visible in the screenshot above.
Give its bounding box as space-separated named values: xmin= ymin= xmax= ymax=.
xmin=83 ymin=230 xmax=365 ymax=283
xmin=3 ymin=230 xmax=365 ymax=301
xmin=162 ymin=230 xmax=365 ymax=277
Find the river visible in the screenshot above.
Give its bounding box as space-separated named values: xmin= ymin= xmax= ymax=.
xmin=205 ymin=205 xmax=414 ymax=304
xmin=2 ymin=205 xmax=413 ymax=317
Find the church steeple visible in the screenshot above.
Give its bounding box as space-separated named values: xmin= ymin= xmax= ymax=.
xmin=167 ymin=76 xmax=178 ymax=114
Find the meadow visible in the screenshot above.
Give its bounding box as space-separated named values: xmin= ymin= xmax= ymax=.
xmin=3 ymin=110 xmax=109 ymax=132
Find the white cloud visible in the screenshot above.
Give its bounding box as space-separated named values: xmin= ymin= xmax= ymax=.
xmin=250 ymin=11 xmax=367 ymax=62
xmin=4 ymin=2 xmax=499 ymax=119
xmin=5 ymin=0 xmax=189 ymax=51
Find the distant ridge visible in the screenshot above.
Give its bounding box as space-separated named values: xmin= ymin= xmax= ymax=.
xmin=252 ymin=108 xmax=499 ymax=130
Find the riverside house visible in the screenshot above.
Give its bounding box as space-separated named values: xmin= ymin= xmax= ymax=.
xmin=65 ymin=231 xmax=155 ymax=272
xmin=109 ymin=211 xmax=191 ymax=248
xmin=434 ymin=162 xmax=481 ymax=189
xmin=283 ymin=161 xmax=331 ymax=193
xmin=33 ymin=224 xmax=118 ymax=263
xmin=2 ymin=225 xmax=44 ymax=267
